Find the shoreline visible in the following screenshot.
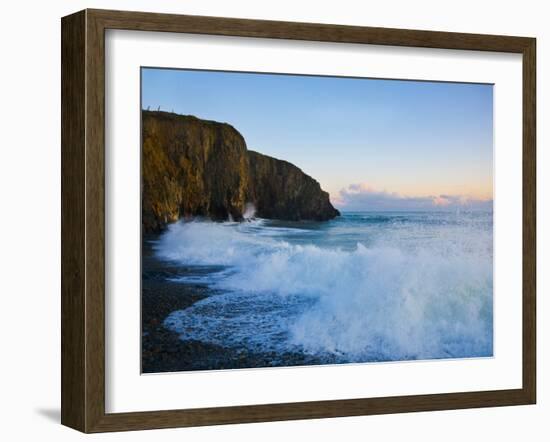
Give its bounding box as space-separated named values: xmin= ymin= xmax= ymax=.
xmin=142 ymin=210 xmax=493 ymax=373
xmin=141 ymin=237 xmax=325 ymax=373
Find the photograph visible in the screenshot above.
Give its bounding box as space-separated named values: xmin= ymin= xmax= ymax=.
xmin=140 ymin=67 xmax=494 ymax=374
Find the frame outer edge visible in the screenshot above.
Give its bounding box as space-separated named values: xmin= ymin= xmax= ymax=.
xmin=87 ymin=8 xmax=533 ymax=52
xmin=61 ymin=10 xmax=87 ymax=432
xmin=522 ymin=38 xmax=536 ymax=404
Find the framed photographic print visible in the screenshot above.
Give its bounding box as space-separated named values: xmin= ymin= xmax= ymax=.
xmin=61 ymin=9 xmax=536 ymax=433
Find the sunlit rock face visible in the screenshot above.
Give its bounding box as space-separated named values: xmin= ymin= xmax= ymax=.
xmin=142 ymin=111 xmax=339 ymax=233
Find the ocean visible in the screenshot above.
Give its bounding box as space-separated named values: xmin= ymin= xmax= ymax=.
xmin=150 ymin=211 xmax=493 ymax=368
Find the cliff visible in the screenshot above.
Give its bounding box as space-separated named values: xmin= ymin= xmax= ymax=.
xmin=247 ymin=151 xmax=339 ymax=222
xmin=142 ymin=111 xmax=339 ymax=232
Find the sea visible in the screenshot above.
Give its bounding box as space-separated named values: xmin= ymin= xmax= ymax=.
xmin=152 ymin=211 xmax=494 ymax=365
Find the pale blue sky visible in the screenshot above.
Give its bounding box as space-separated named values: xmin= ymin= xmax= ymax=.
xmin=142 ymin=68 xmax=493 ymax=210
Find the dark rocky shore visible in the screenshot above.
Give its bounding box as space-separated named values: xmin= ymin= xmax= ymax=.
xmin=142 ymin=237 xmax=329 ymax=373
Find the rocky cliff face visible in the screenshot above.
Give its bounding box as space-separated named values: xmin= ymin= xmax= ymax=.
xmin=247 ymin=151 xmax=340 ymax=222
xmin=142 ymin=111 xmax=339 ymax=232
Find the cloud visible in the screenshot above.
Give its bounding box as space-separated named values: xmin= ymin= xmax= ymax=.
xmin=333 ymin=183 xmax=492 ymax=211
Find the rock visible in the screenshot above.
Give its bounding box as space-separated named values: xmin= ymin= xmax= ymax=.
xmin=142 ymin=111 xmax=339 ymax=232
xmin=248 ymin=151 xmax=340 ymax=221
xmin=142 ymin=111 xmax=249 ymax=232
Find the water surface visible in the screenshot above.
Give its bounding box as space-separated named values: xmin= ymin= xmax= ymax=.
xmin=152 ymin=211 xmax=493 ymax=366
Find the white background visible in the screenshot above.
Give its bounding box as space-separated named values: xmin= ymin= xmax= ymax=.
xmin=0 ymin=0 xmax=547 ymax=440
xmin=106 ymin=30 xmax=523 ymax=413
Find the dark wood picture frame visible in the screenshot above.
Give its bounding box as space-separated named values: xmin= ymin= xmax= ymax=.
xmin=61 ymin=8 xmax=536 ymax=433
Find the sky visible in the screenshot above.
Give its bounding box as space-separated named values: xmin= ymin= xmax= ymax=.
xmin=142 ymin=68 xmax=493 ymax=211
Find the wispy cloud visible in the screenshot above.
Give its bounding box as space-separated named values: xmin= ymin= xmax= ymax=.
xmin=333 ymin=183 xmax=492 ymax=211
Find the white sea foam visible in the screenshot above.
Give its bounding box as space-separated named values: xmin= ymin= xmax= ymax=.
xmin=158 ymin=213 xmax=493 ymax=362
xmin=243 ymin=203 xmax=257 ymax=220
